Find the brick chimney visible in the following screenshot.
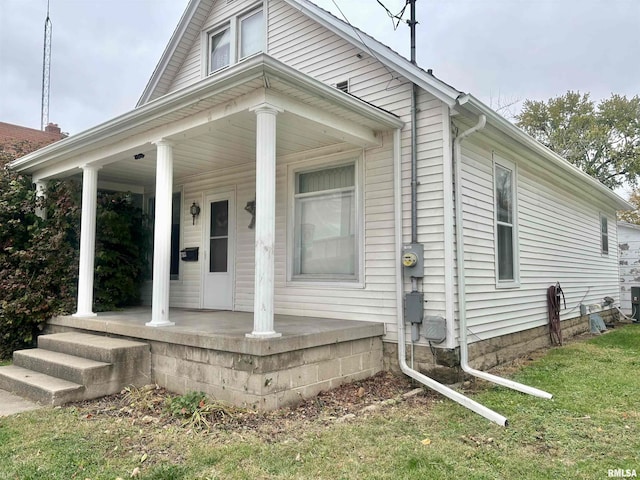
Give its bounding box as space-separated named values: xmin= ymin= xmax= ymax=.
xmin=45 ymin=123 xmax=61 ymax=134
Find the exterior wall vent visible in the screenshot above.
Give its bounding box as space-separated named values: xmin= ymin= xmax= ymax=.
xmin=336 ymin=80 xmax=349 ymax=93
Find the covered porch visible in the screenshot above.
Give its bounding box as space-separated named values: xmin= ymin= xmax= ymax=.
xmin=15 ymin=54 xmax=403 ymax=339
xmin=45 ymin=308 xmax=384 ymax=409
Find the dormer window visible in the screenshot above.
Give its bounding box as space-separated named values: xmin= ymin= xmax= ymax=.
xmin=239 ymin=9 xmax=263 ymax=59
xmin=210 ymin=28 xmax=231 ymax=71
xmin=206 ymin=7 xmax=264 ymax=75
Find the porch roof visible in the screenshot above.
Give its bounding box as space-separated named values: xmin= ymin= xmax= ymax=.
xmin=10 ymin=54 xmax=403 ymax=186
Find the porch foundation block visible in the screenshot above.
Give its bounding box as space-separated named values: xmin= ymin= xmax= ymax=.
xmin=45 ymin=311 xmax=384 ymax=410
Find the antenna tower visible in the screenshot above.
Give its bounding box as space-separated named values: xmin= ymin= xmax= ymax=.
xmin=41 ymin=0 xmax=52 ymax=131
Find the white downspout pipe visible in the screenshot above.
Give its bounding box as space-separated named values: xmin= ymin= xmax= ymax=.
xmin=393 ymin=128 xmax=508 ymax=427
xmin=453 ymin=114 xmax=552 ymax=400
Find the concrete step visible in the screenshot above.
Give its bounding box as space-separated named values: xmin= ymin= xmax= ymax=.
xmin=37 ymin=332 xmax=149 ymax=364
xmin=37 ymin=332 xmax=151 ymax=394
xmin=0 ymin=365 xmax=84 ymax=406
xmin=13 ymin=349 xmax=111 ymax=386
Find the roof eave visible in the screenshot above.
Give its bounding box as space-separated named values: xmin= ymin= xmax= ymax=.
xmin=456 ymin=94 xmax=633 ymax=211
xmin=137 ymin=0 xmax=201 ymax=107
xmin=10 ymin=55 xmax=403 ymax=173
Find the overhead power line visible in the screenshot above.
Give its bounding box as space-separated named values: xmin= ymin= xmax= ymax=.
xmin=376 ymin=0 xmax=411 ymax=30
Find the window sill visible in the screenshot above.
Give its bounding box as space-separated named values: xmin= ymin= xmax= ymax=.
xmin=286 ymin=279 xmax=365 ymax=289
xmin=495 ymin=281 xmax=520 ymax=289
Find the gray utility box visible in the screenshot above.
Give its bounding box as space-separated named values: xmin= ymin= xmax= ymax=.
xmin=424 ymin=316 xmax=446 ymax=344
xmin=404 ymin=291 xmax=424 ymax=325
xmin=632 ymin=286 xmax=640 ymax=322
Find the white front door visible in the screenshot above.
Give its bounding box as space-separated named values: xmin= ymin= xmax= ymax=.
xmin=202 ymin=191 xmax=235 ymax=309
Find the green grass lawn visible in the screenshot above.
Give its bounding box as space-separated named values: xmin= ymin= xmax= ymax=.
xmin=0 ymin=326 xmax=638 ymax=480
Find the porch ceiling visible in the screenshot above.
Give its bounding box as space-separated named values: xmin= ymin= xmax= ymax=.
xmin=97 ymin=108 xmax=358 ymax=187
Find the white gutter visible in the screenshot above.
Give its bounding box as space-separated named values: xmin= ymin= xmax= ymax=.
xmin=456 ymin=94 xmax=632 ymax=211
xmin=11 ymin=55 xmax=402 ymax=174
xmin=453 ymin=114 xmax=552 ymax=400
xmin=393 ymin=128 xmax=509 ymax=427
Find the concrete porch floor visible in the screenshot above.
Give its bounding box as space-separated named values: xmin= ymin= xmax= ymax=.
xmin=46 ymin=308 xmax=385 ymax=409
xmin=48 ymin=307 xmax=384 ymax=356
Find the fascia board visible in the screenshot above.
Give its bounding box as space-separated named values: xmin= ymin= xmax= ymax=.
xmin=456 ymin=94 xmax=633 ymax=211
xmin=11 ymin=57 xmax=268 ymax=173
xmin=284 ymin=0 xmax=460 ymax=107
xmin=137 ymin=0 xmax=201 ymax=107
xmin=261 ymin=59 xmax=403 ymax=129
xmin=618 ymin=221 xmax=640 ymax=231
xmin=11 ymin=55 xmax=402 ymax=173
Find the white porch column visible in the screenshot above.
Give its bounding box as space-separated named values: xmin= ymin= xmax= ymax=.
xmin=147 ymin=140 xmax=176 ymax=327
xmin=34 ymin=180 xmax=47 ymax=219
xmin=74 ymin=165 xmax=100 ymax=317
xmin=247 ymin=104 xmax=282 ymax=338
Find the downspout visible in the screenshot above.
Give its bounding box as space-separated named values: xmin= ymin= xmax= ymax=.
xmin=453 ymin=114 xmax=552 ymax=399
xmin=394 ymin=128 xmax=508 ymax=427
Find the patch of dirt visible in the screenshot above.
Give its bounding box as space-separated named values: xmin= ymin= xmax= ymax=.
xmin=73 ymin=371 xmax=436 ymax=440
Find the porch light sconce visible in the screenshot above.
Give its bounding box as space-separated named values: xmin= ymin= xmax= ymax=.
xmin=190 ymin=202 xmax=201 ymax=225
xmin=244 ymin=199 xmax=256 ymax=229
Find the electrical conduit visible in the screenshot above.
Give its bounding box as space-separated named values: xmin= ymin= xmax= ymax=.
xmin=393 ymin=128 xmax=509 ymax=427
xmin=453 ymin=114 xmax=552 ymax=400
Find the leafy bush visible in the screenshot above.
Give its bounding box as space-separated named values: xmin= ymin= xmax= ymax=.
xmin=94 ymin=191 xmax=150 ymax=311
xmin=0 ymin=143 xmax=150 ymax=358
xmin=0 ymin=170 xmax=79 ymax=358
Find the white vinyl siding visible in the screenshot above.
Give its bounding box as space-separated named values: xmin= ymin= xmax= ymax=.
xmin=269 ymin=0 xmax=448 ymax=341
xmin=154 ymin=0 xmax=445 ymax=337
xmin=459 ymin=137 xmax=620 ymax=342
xmin=141 ymin=135 xmax=398 ymax=324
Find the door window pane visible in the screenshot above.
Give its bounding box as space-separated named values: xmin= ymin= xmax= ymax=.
xmin=240 ymin=10 xmax=263 ymax=59
xmin=210 ymin=238 xmax=228 ymax=273
xmin=209 ymin=200 xmax=229 ymax=273
xmin=210 ymin=200 xmax=228 ymax=237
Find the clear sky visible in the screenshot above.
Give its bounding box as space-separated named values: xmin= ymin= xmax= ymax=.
xmin=0 ymin=0 xmax=638 ymax=136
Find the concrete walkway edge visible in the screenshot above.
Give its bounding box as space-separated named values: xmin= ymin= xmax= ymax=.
xmin=0 ymin=388 xmax=41 ymax=416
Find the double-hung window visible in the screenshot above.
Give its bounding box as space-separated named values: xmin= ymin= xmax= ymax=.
xmin=209 ymin=28 xmax=231 ymax=72
xmin=239 ymin=9 xmax=263 ymax=59
xmin=293 ymin=163 xmax=358 ymax=281
xmin=601 ymin=214 xmax=609 ymax=254
xmin=494 ymin=157 xmax=518 ymax=286
xmin=206 ymin=7 xmax=263 ymax=74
